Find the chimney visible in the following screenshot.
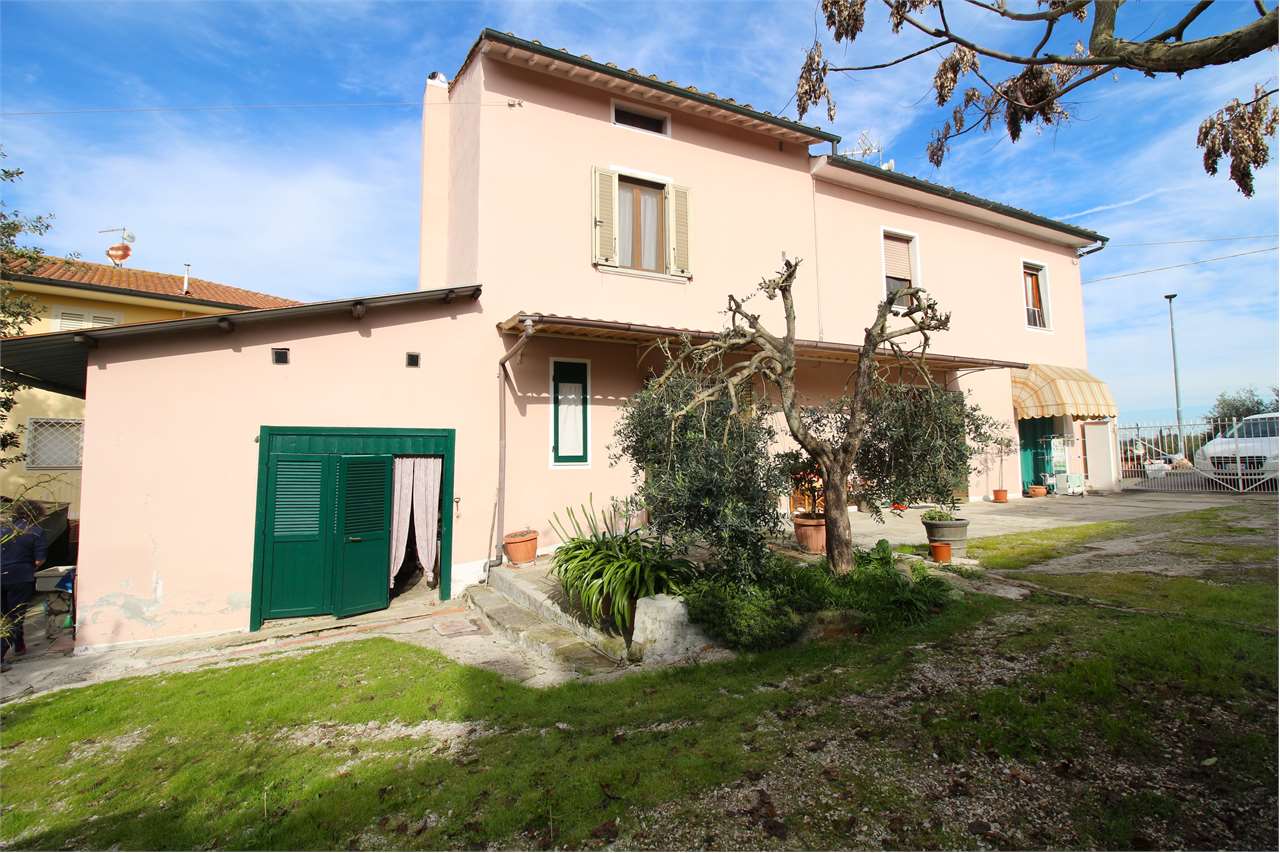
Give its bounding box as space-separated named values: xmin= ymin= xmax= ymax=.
xmin=183 ymin=264 xmax=191 ymax=296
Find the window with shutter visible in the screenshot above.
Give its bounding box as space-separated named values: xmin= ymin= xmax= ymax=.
xmin=883 ymin=234 xmax=915 ymax=309
xmin=618 ymin=176 xmax=665 ymax=273
xmin=552 ymin=360 xmax=589 ymax=465
xmin=592 ymin=167 xmax=619 ymax=266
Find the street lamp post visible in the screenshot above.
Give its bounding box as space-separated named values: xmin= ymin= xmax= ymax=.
xmin=1164 ymin=294 xmax=1186 ymax=459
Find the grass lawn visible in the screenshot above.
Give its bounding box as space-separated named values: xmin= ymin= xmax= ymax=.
xmin=2 ymin=505 xmax=1276 ymax=850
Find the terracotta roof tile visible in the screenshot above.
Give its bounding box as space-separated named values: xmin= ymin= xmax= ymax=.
xmin=3 ymin=256 xmax=299 ymax=309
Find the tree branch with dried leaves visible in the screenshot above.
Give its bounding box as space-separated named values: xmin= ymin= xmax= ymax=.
xmin=798 ymin=0 xmax=1279 ymax=196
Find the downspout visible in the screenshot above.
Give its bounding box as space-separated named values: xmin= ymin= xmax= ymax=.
xmin=487 ymin=319 xmax=536 ymax=572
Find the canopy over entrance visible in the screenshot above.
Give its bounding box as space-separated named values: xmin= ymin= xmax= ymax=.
xmin=1012 ymin=363 xmax=1117 ymax=420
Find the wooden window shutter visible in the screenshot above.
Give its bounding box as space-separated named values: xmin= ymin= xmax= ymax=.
xmin=883 ymin=235 xmax=913 ymax=282
xmin=592 ymin=167 xmax=619 ymax=266
xmin=667 ymin=185 xmax=691 ymax=277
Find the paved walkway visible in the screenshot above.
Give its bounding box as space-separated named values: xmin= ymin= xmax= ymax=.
xmin=0 ymin=583 xmax=588 ymax=705
xmin=847 ymin=490 xmax=1250 ymax=548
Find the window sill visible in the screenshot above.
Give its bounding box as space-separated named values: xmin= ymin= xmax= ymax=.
xmin=1025 ymin=324 xmax=1054 ymax=334
xmin=596 ymin=264 xmax=691 ymax=285
xmin=550 ymin=461 xmax=591 ymax=470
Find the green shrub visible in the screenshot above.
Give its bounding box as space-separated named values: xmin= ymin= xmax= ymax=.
xmin=683 ymin=541 xmax=951 ymax=650
xmin=682 ymin=576 xmax=808 ymax=651
xmin=921 ymin=508 xmax=956 ymax=522
xmin=613 ymin=360 xmax=787 ymax=580
xmin=550 ymin=501 xmax=693 ymax=632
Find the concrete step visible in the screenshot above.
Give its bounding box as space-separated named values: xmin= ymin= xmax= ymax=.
xmin=486 ymin=563 xmax=632 ymax=662
xmin=465 ymin=586 xmax=620 ymax=677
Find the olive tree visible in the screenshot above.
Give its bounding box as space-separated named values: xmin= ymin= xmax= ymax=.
xmin=653 ymin=256 xmax=977 ymax=573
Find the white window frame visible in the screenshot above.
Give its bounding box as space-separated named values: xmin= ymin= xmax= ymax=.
xmin=548 ymin=357 xmax=592 ymax=469
xmin=611 ymin=99 xmax=671 ymax=138
xmin=1021 ymin=258 xmax=1052 ymax=332
xmin=52 ymin=305 xmax=122 ymax=332
xmin=879 ymin=227 xmax=922 ymax=313
xmin=25 ymin=417 xmax=85 ymax=470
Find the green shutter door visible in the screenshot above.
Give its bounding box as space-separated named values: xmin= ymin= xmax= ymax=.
xmin=333 ymin=454 xmax=393 ymax=618
xmin=1018 ymin=417 xmax=1055 ymax=491
xmin=263 ymin=454 xmax=333 ymax=619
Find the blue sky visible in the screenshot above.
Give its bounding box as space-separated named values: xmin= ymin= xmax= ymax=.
xmin=2 ymin=0 xmax=1276 ymax=421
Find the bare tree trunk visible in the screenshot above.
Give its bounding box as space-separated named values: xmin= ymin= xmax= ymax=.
xmin=822 ymin=472 xmax=855 ymax=573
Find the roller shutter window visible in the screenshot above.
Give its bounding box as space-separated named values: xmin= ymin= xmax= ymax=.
xmin=883 ymin=234 xmax=915 ymax=309
xmin=1024 ymin=265 xmax=1048 ymax=328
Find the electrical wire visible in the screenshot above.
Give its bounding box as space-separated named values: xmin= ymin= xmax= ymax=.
xmin=1107 ymin=234 xmax=1278 ymax=247
xmin=1082 ymin=246 xmax=1278 ymax=284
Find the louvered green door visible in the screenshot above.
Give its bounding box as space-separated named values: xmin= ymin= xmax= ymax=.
xmin=262 ymin=454 xmax=333 ymax=619
xmin=333 ymin=454 xmax=393 ymax=618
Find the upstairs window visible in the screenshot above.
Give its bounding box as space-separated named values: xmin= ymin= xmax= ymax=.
xmin=618 ymin=177 xmax=665 ymax=273
xmin=613 ymin=103 xmax=668 ymax=136
xmin=1024 ymin=264 xmax=1048 ymax=328
xmin=883 ymin=233 xmax=916 ymax=309
xmin=591 ymin=167 xmax=691 ymax=278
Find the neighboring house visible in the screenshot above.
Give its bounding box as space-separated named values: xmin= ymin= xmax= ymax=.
xmin=0 ymin=258 xmax=297 ymax=517
xmin=1 ymin=29 xmax=1117 ymax=651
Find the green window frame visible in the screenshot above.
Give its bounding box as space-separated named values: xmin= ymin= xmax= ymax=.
xmin=552 ymin=360 xmax=589 ymax=464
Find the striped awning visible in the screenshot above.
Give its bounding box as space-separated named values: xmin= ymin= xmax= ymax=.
xmin=1011 ymin=364 xmax=1117 ymax=420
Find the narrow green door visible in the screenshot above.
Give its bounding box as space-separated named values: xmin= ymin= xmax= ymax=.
xmin=333 ymin=454 xmax=393 ymax=618
xmin=262 ymin=454 xmax=333 ymax=619
xmin=1018 ymin=417 xmax=1055 ymax=491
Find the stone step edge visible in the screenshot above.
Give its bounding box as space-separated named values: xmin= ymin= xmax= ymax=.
xmin=485 ymin=566 xmax=633 ymax=662
xmin=465 ymin=586 xmax=620 ymax=675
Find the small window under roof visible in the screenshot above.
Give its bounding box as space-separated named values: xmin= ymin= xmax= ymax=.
xmin=272 ymin=348 xmax=290 ymax=365
xmin=614 ymin=104 xmax=667 ymax=135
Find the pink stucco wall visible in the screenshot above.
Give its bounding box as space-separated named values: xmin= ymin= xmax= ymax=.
xmin=73 ymin=46 xmax=1102 ymax=649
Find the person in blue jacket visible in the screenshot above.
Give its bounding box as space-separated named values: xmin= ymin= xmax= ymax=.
xmin=1 ymin=501 xmax=47 ymax=671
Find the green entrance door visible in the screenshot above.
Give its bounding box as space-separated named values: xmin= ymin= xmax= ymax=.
xmin=1018 ymin=417 xmax=1056 ymax=491
xmin=333 ymin=455 xmax=393 ymax=618
xmin=252 ymin=427 xmax=456 ymax=631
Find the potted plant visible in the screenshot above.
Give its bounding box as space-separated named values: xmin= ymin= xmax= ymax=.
xmin=987 ymin=435 xmax=1016 ymax=503
xmin=502 ymin=527 xmax=538 ymax=564
xmin=781 ymin=450 xmax=826 ymax=554
xmin=921 ymin=507 xmax=970 ymax=556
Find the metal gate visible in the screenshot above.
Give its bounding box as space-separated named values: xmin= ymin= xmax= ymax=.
xmin=1118 ymin=416 xmax=1278 ymax=494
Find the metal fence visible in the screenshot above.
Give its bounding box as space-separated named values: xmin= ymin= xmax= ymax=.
xmin=1117 ymin=416 xmax=1278 ymax=494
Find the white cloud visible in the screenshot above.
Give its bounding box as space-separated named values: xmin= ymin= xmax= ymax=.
xmin=4 ymin=118 xmax=421 ymax=302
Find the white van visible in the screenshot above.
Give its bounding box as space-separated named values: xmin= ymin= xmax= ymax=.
xmin=1194 ymin=413 xmax=1279 ymax=478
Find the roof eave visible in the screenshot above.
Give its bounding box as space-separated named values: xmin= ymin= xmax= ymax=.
xmin=1 ymin=270 xmax=287 ymax=311
xmin=463 ymin=29 xmax=840 ymax=147
xmin=814 ymin=155 xmax=1106 ymax=249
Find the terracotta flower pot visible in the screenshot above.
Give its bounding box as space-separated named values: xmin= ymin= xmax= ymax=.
xmin=1027 ymin=485 xmax=1048 ymax=498
xmin=502 ymin=529 xmax=538 ymax=564
xmin=929 ymin=542 xmax=952 ymax=563
xmin=992 ymin=488 xmax=1008 ymax=503
xmin=793 ymin=514 xmax=826 ymax=554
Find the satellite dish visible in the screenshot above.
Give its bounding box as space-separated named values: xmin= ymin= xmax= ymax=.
xmin=106 ymin=243 xmax=132 ymax=264
xmin=122 ymin=231 xmax=136 ymax=243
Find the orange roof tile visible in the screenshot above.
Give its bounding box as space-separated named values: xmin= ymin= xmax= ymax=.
xmin=3 ymin=256 xmax=299 ymax=309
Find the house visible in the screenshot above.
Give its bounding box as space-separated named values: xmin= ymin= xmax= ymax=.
xmin=0 ymin=257 xmax=297 ymax=519
xmin=0 ymin=29 xmax=1117 ymax=652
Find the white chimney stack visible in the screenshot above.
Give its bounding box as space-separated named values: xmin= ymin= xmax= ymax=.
xmin=183 ymin=263 xmax=191 ymax=295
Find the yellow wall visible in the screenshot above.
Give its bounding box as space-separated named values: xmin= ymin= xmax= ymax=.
xmin=1 ymin=282 xmax=231 ymax=517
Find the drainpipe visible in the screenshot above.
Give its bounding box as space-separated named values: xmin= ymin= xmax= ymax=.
xmin=487 ymin=319 xmax=536 ymax=572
